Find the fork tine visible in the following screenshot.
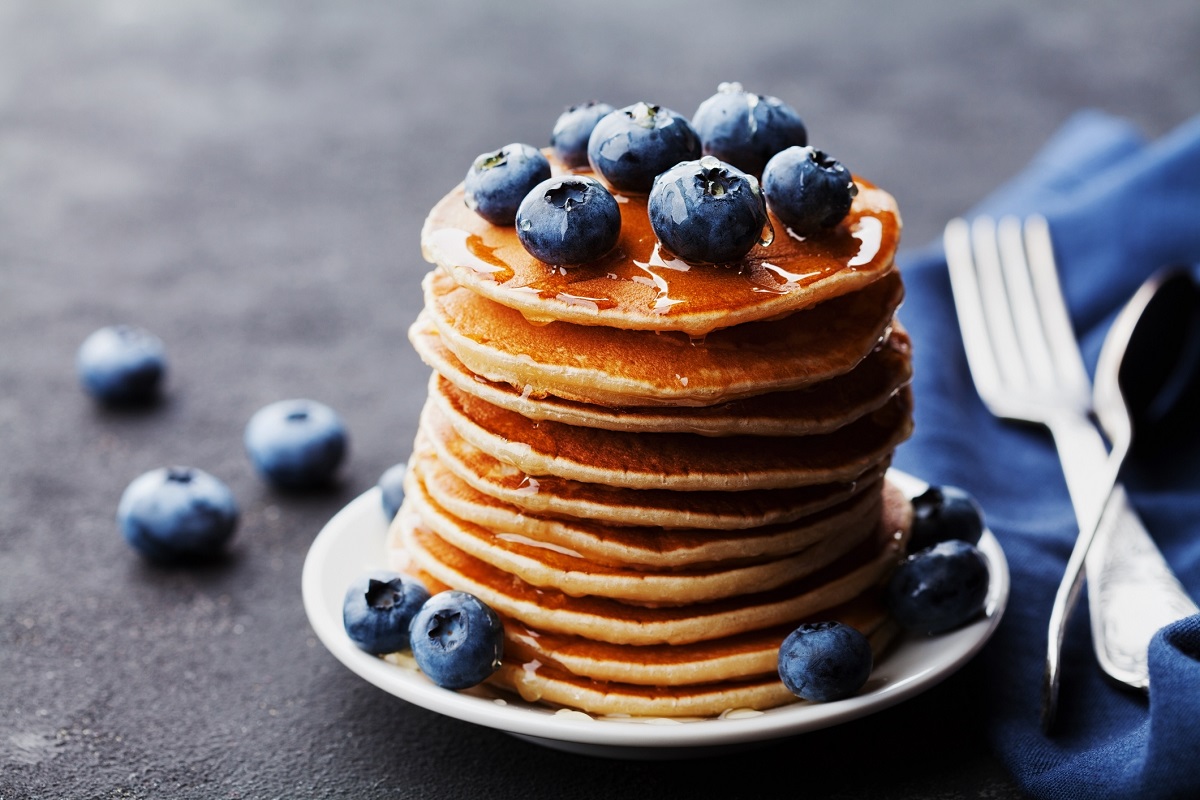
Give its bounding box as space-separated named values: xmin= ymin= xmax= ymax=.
xmin=944 ymin=217 xmax=1004 ymax=400
xmin=996 ymin=216 xmax=1059 ymax=388
xmin=971 ymin=216 xmax=1033 ymax=392
xmin=1022 ymin=215 xmax=1092 ymax=395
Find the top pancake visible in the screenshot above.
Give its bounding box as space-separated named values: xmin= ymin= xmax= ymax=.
xmin=421 ymin=154 xmax=901 ymax=337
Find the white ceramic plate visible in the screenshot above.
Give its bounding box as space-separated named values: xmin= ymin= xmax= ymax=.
xmin=302 ymin=471 xmax=1009 ymax=759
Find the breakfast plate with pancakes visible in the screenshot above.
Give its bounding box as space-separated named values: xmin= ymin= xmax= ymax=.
xmin=305 ymin=130 xmax=1008 ymax=756
xmin=302 ymin=471 xmax=1008 ymax=759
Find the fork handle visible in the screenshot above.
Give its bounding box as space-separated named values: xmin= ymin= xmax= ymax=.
xmin=1046 ymin=413 xmax=1198 ymax=690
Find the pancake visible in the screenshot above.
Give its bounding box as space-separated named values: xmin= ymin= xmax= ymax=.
xmin=429 ymin=373 xmax=913 ymax=491
xmin=404 ymin=463 xmax=887 ymax=603
xmin=488 ymin=619 xmax=899 ymax=718
xmin=494 ymin=667 xmax=797 ymax=718
xmin=421 ymin=152 xmax=901 ymax=337
xmin=410 ymin=313 xmax=913 ymax=437
xmin=418 ymin=419 xmax=891 ymax=530
xmin=500 ymin=593 xmax=892 ymax=686
xmin=394 ymin=486 xmax=910 ymax=647
xmin=415 ymin=450 xmax=886 ymax=569
xmin=424 ymin=266 xmax=904 ymax=407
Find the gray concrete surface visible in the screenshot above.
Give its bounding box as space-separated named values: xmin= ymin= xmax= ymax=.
xmin=2 ymin=1 xmax=1197 ymax=797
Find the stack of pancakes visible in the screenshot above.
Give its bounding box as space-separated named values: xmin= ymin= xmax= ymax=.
xmin=389 ymin=154 xmax=913 ymax=717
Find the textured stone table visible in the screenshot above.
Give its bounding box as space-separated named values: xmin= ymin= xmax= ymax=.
xmin=2 ymin=1 xmax=1197 ymax=797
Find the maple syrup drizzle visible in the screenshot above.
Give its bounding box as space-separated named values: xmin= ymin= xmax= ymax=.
xmin=423 ymin=162 xmax=899 ymax=323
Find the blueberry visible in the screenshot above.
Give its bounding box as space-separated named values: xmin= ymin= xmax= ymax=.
xmin=692 ymin=82 xmax=808 ymax=176
xmin=550 ymin=101 xmax=615 ymax=169
xmin=648 ymin=156 xmax=770 ymax=264
xmin=463 ymin=143 xmax=551 ymax=226
xmin=762 ymin=146 xmax=858 ymax=234
xmin=586 ymin=102 xmax=701 ymax=194
xmin=244 ymin=399 xmax=348 ymax=490
xmin=909 ymin=485 xmax=985 ymax=551
xmin=515 ymin=175 xmax=621 ymax=265
xmin=409 ymin=590 xmax=504 ymax=690
xmin=377 ymin=462 xmax=407 ymax=522
xmin=77 ymin=325 xmax=166 ymax=405
xmin=343 ymin=571 xmax=431 ymax=655
xmin=777 ymin=621 xmax=873 ymax=702
xmin=117 ymin=466 xmax=238 ymax=563
xmin=887 ymin=540 xmax=990 ymax=635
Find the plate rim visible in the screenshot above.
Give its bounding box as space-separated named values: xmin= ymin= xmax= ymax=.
xmin=301 ymin=470 xmax=1009 ymax=751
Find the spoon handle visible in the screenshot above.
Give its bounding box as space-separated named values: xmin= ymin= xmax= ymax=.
xmin=1087 ymin=485 xmax=1200 ymax=688
xmin=1042 ymin=412 xmax=1198 ymax=729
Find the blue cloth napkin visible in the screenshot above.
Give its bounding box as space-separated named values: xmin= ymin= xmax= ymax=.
xmin=893 ymin=110 xmax=1200 ymax=800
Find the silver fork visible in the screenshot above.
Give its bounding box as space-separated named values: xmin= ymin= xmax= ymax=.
xmin=943 ymin=214 xmax=1193 ymax=731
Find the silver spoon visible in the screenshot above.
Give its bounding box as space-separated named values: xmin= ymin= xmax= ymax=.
xmin=1086 ymin=269 xmax=1200 ymax=689
xmin=1043 ymin=268 xmax=1200 ymax=731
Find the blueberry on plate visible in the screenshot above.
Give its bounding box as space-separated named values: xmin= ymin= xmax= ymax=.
xmin=343 ymin=571 xmax=431 ymax=655
xmin=244 ymin=398 xmax=348 ymax=490
xmin=377 ymin=462 xmax=408 ymax=522
xmin=515 ymin=175 xmax=621 ymax=265
xmin=551 ymin=101 xmax=615 ymax=169
xmin=762 ymin=146 xmax=858 ymax=235
xmin=77 ymin=324 xmax=167 ymax=405
xmin=117 ymin=466 xmax=238 ymax=563
xmin=887 ymin=540 xmax=990 ymax=635
xmin=464 ymin=143 xmax=551 ymax=226
xmin=648 ymin=156 xmax=770 ymax=264
xmin=409 ymin=590 xmax=504 ymax=690
xmin=908 ymin=485 xmax=986 ymax=551
xmin=586 ymin=102 xmax=701 ymax=194
xmin=777 ymin=621 xmax=873 ymax=702
xmin=692 ymin=81 xmax=808 ymax=176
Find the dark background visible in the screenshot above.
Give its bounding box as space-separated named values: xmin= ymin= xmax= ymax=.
xmin=2 ymin=1 xmax=1197 ymax=797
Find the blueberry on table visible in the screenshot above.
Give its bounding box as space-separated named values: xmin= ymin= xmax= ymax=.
xmin=692 ymin=81 xmax=808 ymax=176
xmin=777 ymin=621 xmax=873 ymax=702
xmin=377 ymin=462 xmax=408 ymax=522
xmin=77 ymin=324 xmax=166 ymax=405
xmin=515 ymin=175 xmax=621 ymax=265
xmin=762 ymin=146 xmax=858 ymax=235
xmin=887 ymin=540 xmax=990 ymax=635
xmin=410 ymin=591 xmax=504 ymax=690
xmin=244 ymin=399 xmax=348 ymax=490
xmin=648 ymin=156 xmax=770 ymax=264
xmin=908 ymin=485 xmax=986 ymax=551
xmin=117 ymin=466 xmax=238 ymax=563
xmin=586 ymin=102 xmax=701 ymax=194
xmin=464 ymin=143 xmax=551 ymax=226
xmin=551 ymin=101 xmax=614 ymax=169
xmin=343 ymin=571 xmax=431 ymax=655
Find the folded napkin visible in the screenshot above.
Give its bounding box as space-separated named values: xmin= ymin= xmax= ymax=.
xmin=893 ymin=110 xmax=1200 ymax=799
